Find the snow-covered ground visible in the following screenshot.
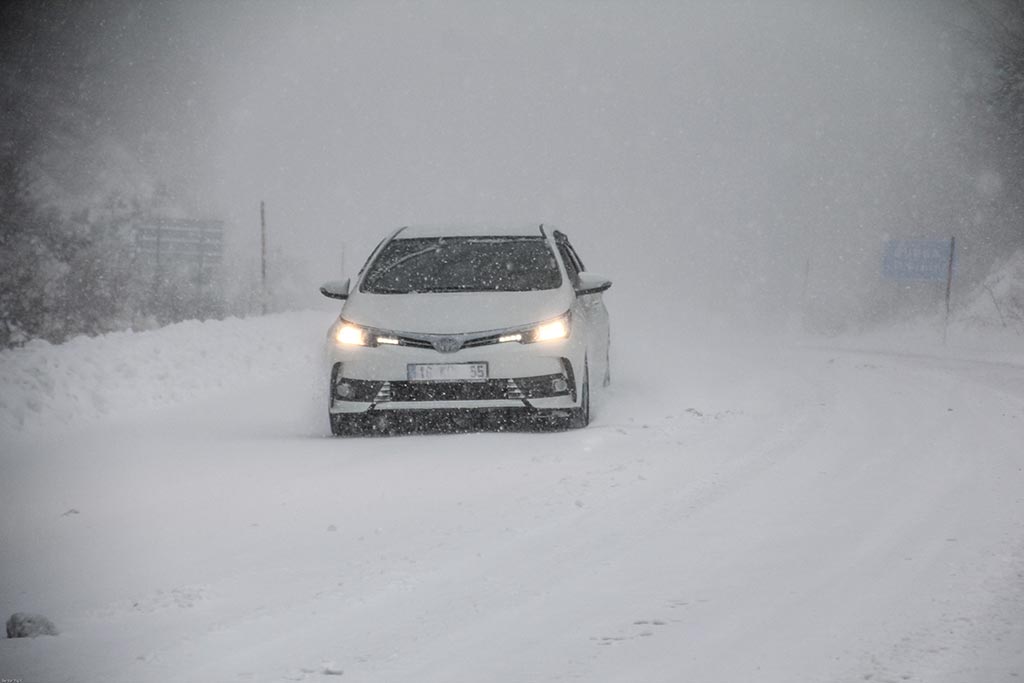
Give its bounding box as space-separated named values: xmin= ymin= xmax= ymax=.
xmin=2 ymin=310 xmax=1023 ymax=682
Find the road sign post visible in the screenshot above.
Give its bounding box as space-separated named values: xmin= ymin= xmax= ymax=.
xmin=260 ymin=201 xmax=267 ymax=315
xmin=944 ymin=236 xmax=955 ymax=344
xmin=882 ymin=237 xmax=956 ymax=344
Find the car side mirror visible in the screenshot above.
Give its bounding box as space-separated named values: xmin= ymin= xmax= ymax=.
xmin=320 ymin=278 xmax=351 ymax=300
xmin=575 ymin=272 xmax=611 ymax=296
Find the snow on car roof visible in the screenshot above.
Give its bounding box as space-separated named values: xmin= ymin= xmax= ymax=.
xmin=395 ymin=224 xmax=549 ymax=239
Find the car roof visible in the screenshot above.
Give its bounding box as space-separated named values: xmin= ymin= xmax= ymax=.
xmin=394 ymin=224 xmax=549 ymax=239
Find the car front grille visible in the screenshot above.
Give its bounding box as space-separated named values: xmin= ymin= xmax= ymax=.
xmin=390 ymin=332 xmax=504 ymax=353
xmin=392 ymin=335 xmax=434 ymax=349
xmin=333 ymin=373 xmax=570 ymax=403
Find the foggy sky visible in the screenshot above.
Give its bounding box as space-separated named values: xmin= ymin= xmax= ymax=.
xmin=20 ymin=1 xmax=1007 ymax=331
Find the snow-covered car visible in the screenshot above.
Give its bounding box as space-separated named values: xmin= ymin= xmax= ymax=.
xmin=320 ymin=224 xmax=611 ymax=435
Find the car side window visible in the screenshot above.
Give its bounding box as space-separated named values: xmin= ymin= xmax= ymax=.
xmin=565 ymin=243 xmax=586 ymax=273
xmin=558 ymin=244 xmax=581 ymax=287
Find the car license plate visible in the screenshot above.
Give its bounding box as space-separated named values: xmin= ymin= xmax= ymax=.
xmin=407 ymin=362 xmax=488 ymax=382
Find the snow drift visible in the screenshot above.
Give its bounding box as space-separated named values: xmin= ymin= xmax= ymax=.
xmin=0 ymin=311 xmax=327 ymax=436
xmin=958 ymin=248 xmax=1024 ymax=334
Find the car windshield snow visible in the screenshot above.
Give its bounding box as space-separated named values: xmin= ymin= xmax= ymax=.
xmin=360 ymin=236 xmax=563 ymax=293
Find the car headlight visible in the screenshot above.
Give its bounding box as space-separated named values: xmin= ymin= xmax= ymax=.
xmin=331 ymin=313 xmax=570 ymax=349
xmin=501 ymin=312 xmax=571 ymax=344
xmin=332 ymin=319 xmax=396 ymax=347
xmin=336 ymin=322 xmax=369 ymax=346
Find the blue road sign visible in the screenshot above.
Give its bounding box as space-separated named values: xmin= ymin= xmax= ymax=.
xmin=882 ymin=239 xmax=953 ymax=281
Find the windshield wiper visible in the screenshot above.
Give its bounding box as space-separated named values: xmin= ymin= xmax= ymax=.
xmin=370 ymin=244 xmax=451 ymax=279
xmin=371 ymin=238 xmax=520 ymax=279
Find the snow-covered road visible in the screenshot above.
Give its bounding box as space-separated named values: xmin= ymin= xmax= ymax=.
xmin=2 ymin=312 xmax=1022 ymax=682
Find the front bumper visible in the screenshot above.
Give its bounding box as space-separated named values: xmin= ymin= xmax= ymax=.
xmin=326 ymin=336 xmax=582 ymax=415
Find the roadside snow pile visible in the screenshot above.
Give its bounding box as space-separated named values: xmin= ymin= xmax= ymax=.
xmin=0 ymin=311 xmax=328 ymax=435
xmin=957 ymin=248 xmax=1024 ymax=334
xmin=804 ymin=251 xmax=1024 ymax=364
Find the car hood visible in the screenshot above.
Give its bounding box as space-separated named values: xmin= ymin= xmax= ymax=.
xmin=341 ymin=288 xmax=574 ymax=335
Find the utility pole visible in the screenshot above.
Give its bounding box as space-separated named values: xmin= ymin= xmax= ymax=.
xmin=800 ymin=256 xmax=811 ymax=325
xmin=153 ymin=222 xmax=163 ymax=312
xmin=196 ymin=223 xmax=206 ymax=316
xmin=943 ymin=236 xmax=955 ymax=345
xmin=260 ymin=201 xmax=267 ymax=315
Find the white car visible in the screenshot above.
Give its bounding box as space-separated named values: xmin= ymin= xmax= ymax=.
xmin=320 ymin=224 xmax=611 ymax=435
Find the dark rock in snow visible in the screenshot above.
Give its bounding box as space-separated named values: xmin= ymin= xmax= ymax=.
xmin=6 ymin=612 xmax=59 ymax=638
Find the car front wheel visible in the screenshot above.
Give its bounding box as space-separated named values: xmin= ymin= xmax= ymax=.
xmin=568 ymin=361 xmax=590 ymax=429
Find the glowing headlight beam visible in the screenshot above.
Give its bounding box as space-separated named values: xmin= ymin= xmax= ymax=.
xmin=498 ymin=333 xmax=523 ymax=343
xmin=533 ymin=318 xmax=569 ymax=342
xmin=335 ymin=324 xmax=367 ymax=346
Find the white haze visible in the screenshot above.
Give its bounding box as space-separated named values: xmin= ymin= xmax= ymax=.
xmin=113 ymin=1 xmax=997 ymax=332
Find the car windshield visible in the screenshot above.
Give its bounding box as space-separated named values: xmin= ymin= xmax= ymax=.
xmin=361 ymin=236 xmax=563 ymax=293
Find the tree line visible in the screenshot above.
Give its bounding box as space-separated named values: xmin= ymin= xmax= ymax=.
xmin=0 ymin=1 xmax=226 ymax=347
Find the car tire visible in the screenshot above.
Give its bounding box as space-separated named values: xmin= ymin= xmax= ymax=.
xmin=603 ymin=341 xmax=611 ymax=387
xmin=568 ymin=361 xmax=590 ymax=429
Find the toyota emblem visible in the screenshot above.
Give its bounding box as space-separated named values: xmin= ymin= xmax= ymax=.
xmin=433 ymin=337 xmax=462 ymax=353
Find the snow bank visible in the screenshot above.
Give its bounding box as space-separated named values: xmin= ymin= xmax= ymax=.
xmin=816 ymin=251 xmax=1024 ymax=365
xmin=0 ymin=311 xmax=329 ymax=436
xmin=957 ymin=248 xmax=1024 ymax=334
